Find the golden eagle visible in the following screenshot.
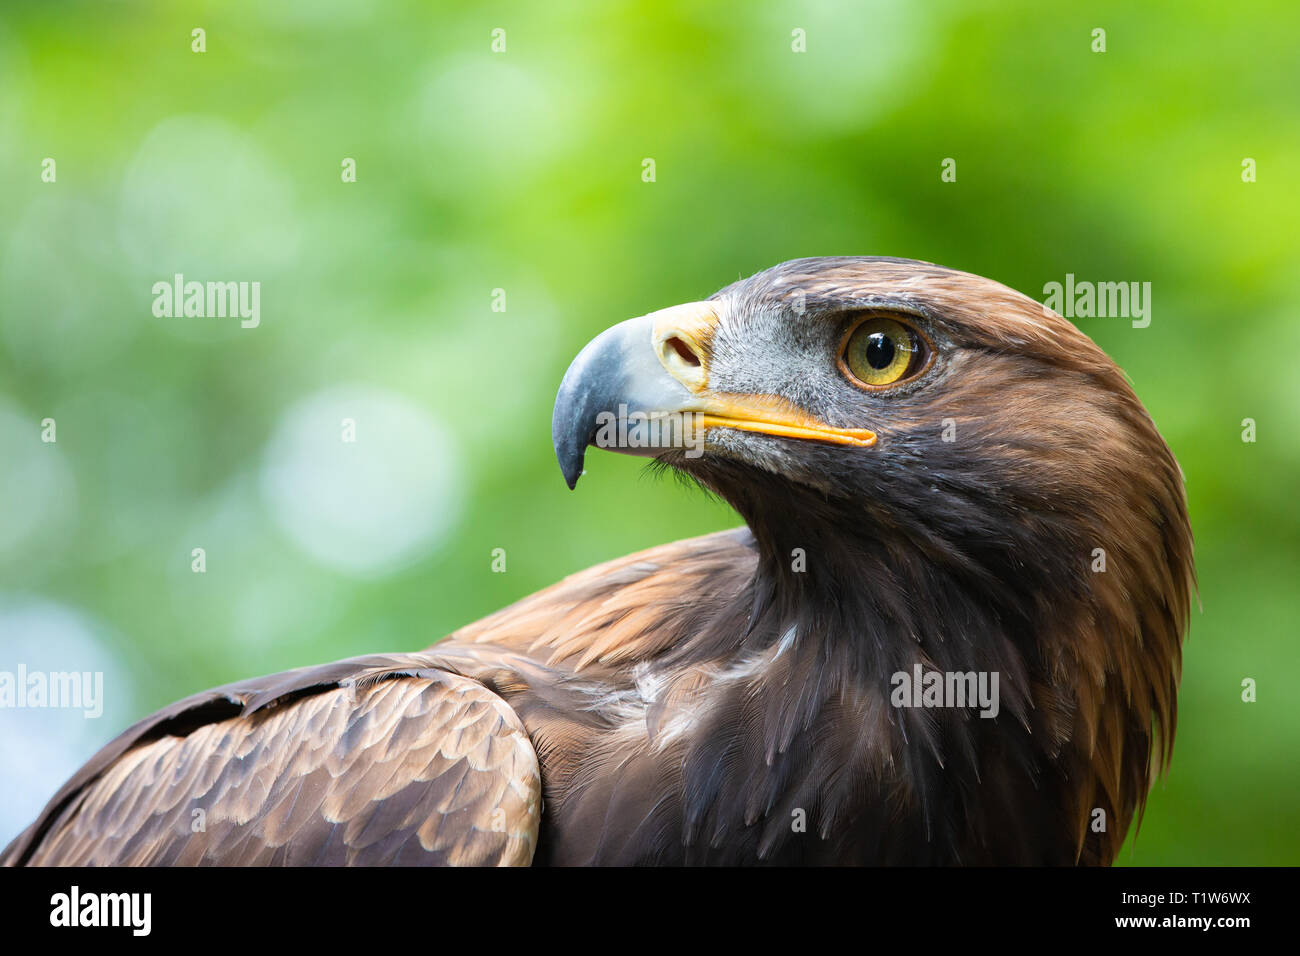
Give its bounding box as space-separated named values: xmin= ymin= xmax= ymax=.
xmin=3 ymin=257 xmax=1193 ymax=866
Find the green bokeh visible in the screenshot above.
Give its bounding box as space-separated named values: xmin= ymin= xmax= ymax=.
xmin=0 ymin=1 xmax=1296 ymax=863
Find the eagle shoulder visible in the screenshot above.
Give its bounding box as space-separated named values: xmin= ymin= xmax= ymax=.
xmin=3 ymin=655 xmax=541 ymax=867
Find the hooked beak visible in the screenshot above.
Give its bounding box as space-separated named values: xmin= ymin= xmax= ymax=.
xmin=551 ymin=301 xmax=877 ymax=489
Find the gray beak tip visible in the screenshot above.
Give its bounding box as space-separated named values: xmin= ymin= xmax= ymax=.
xmin=552 ymin=311 xmax=696 ymax=493
xmin=552 ymin=401 xmax=590 ymax=491
xmin=561 ymin=459 xmax=583 ymax=491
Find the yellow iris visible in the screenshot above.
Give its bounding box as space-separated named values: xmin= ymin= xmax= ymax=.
xmin=843 ymin=317 xmax=924 ymax=387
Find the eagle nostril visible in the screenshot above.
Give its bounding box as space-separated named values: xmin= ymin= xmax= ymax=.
xmin=665 ymin=336 xmax=702 ymax=368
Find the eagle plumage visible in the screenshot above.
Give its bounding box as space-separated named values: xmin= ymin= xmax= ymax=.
xmin=3 ymin=257 xmax=1193 ymax=866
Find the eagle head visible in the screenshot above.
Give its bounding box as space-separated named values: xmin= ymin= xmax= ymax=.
xmin=552 ymin=256 xmax=1194 ymax=864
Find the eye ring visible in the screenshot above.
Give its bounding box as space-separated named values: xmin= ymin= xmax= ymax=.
xmin=837 ymin=314 xmax=934 ymax=390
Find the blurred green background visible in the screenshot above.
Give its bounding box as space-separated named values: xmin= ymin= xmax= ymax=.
xmin=0 ymin=1 xmax=1296 ymax=863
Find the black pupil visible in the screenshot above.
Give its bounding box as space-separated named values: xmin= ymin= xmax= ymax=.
xmin=865 ymin=332 xmax=896 ymax=369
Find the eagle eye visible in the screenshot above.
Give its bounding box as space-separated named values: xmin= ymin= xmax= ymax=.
xmin=841 ymin=316 xmax=929 ymax=388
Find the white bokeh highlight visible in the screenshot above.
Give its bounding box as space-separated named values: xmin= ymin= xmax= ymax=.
xmin=0 ymin=599 xmax=132 ymax=850
xmin=118 ymin=115 xmax=301 ymax=285
xmin=260 ymin=386 xmax=463 ymax=575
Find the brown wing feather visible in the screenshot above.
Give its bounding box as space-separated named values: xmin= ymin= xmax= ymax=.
xmin=4 ymin=532 xmax=754 ymax=868
xmin=448 ymin=527 xmax=758 ymax=669
xmin=3 ymin=656 xmax=541 ymax=867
